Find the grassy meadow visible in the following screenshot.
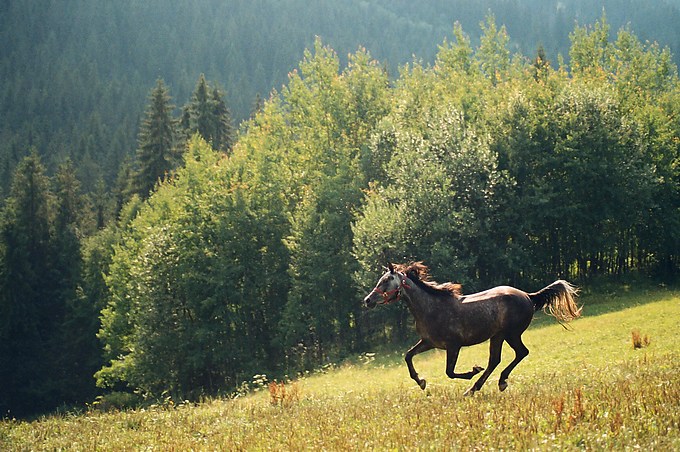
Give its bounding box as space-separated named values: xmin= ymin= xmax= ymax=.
xmin=2 ymin=283 xmax=679 ymax=450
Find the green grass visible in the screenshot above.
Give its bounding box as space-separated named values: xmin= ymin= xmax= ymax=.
xmin=2 ymin=284 xmax=679 ymax=450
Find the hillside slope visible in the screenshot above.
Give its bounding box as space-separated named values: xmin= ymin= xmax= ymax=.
xmin=2 ymin=285 xmax=678 ymax=450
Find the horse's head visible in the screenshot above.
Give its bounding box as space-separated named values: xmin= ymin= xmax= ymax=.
xmin=363 ymin=263 xmax=409 ymax=308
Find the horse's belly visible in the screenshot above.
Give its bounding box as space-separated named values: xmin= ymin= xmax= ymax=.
xmin=417 ymin=325 xmax=482 ymax=348
xmin=458 ymin=332 xmax=495 ymax=346
xmin=425 ymin=330 xmax=491 ymax=348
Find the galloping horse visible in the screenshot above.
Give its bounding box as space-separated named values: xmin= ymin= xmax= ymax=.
xmin=363 ymin=262 xmax=581 ymax=395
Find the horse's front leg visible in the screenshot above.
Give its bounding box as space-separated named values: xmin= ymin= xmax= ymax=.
xmin=446 ymin=345 xmax=484 ymax=380
xmin=405 ymin=339 xmax=434 ymax=390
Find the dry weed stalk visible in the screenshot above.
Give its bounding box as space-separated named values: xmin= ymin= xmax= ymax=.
xmin=268 ymin=381 xmax=300 ymax=407
xmin=554 ymin=389 xmax=587 ymax=432
xmin=552 ymin=395 xmax=565 ymax=433
xmin=631 ymin=330 xmax=651 ymax=349
xmin=568 ymin=388 xmax=585 ymax=429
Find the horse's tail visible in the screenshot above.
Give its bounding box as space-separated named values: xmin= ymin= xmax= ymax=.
xmin=529 ymin=280 xmax=581 ymax=327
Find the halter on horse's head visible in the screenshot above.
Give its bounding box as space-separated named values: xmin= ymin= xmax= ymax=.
xmin=363 ymin=263 xmax=410 ymax=308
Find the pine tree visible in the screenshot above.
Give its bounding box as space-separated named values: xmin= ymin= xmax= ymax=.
xmin=182 ymin=74 xmax=235 ymax=153
xmin=131 ymin=79 xmax=177 ymax=199
xmin=0 ymin=152 xmax=58 ymax=416
xmin=209 ymin=86 xmax=235 ymax=153
xmin=52 ymin=160 xmax=99 ymax=403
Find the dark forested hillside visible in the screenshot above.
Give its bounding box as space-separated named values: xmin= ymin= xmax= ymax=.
xmin=1 ymin=0 xmax=680 ymax=197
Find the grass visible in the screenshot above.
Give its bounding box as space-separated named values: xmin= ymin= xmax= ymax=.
xmin=2 ymin=283 xmax=679 ymax=450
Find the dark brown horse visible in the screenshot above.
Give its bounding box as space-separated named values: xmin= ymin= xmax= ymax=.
xmin=363 ymin=262 xmax=581 ymax=395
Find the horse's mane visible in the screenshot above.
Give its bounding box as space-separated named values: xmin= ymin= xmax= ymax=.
xmin=393 ymin=262 xmax=462 ymax=299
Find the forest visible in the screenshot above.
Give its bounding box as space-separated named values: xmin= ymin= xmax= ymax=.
xmin=1 ymin=1 xmax=679 ymax=418
xmin=2 ymin=0 xmax=680 ymax=195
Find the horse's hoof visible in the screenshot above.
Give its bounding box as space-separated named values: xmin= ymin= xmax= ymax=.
xmin=499 ymin=380 xmax=508 ymax=392
xmin=419 ymin=379 xmax=427 ymax=390
xmin=473 ymin=365 xmax=484 ymax=374
xmin=463 ymin=387 xmax=476 ymax=397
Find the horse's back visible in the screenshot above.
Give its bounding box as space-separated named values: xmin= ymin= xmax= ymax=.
xmin=459 ymin=285 xmax=530 ymax=305
xmin=457 ymin=285 xmax=534 ymax=337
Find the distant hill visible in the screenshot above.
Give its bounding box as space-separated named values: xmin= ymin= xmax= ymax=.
xmin=1 ymin=0 xmax=679 ymax=194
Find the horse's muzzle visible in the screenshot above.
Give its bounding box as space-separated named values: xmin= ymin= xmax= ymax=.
xmin=363 ymin=294 xmax=377 ymax=309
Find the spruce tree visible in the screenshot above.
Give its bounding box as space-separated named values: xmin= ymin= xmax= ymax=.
xmin=0 ymin=152 xmax=58 ymax=416
xmin=182 ymin=74 xmax=235 ymax=153
xmin=209 ymin=86 xmax=235 ymax=153
xmin=52 ymin=160 xmax=98 ymax=403
xmin=187 ymin=74 xmax=213 ymax=143
xmin=131 ymin=79 xmax=177 ymax=199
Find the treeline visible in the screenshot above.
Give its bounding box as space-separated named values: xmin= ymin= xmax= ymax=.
xmin=3 ymin=0 xmax=680 ymax=200
xmin=0 ymin=74 xmax=235 ymax=417
xmin=2 ymin=17 xmax=679 ymax=417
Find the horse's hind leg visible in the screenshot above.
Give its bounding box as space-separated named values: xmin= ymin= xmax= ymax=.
xmin=498 ymin=334 xmax=529 ymax=391
xmin=464 ymin=334 xmax=503 ymax=396
xmin=405 ymin=339 xmax=434 ymax=390
xmin=446 ymin=345 xmax=484 ymax=380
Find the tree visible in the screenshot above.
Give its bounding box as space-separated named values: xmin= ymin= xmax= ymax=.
xmin=181 ymin=75 xmax=235 ymax=154
xmin=250 ymin=93 xmax=265 ymax=118
xmin=435 ymin=22 xmax=476 ymax=76
xmin=531 ymin=45 xmax=551 ymax=81
xmin=569 ymin=15 xmax=612 ymax=77
xmin=477 ymin=13 xmax=510 ymax=85
xmin=278 ymin=42 xmax=391 ymax=366
xmin=130 ymin=79 xmax=177 ymax=199
xmin=209 ymin=86 xmax=236 ymax=153
xmin=0 ymin=153 xmax=58 ymax=416
xmin=97 ymin=137 xmax=289 ymax=399
xmin=51 ymin=159 xmax=99 ymax=403
xmin=354 ymin=107 xmax=510 ymax=287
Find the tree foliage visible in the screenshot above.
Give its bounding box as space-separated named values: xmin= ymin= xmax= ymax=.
xmin=95 ymin=20 xmax=680 ymax=404
xmin=130 ymin=79 xmax=178 ymax=199
xmin=2 ymin=15 xmax=680 ymax=415
xmin=0 ymin=154 xmax=96 ymax=416
xmin=97 ymin=137 xmax=290 ymax=397
xmin=3 ymin=0 xmax=680 ymax=198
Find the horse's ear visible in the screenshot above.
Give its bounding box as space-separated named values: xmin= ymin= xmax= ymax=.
xmin=388 ymin=263 xmax=395 ymax=274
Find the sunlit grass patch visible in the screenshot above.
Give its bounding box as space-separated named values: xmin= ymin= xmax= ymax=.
xmin=2 ymin=286 xmax=679 ymax=450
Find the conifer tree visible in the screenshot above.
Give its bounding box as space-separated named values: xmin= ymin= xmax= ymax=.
xmin=131 ymin=79 xmax=177 ymax=199
xmin=113 ymin=155 xmax=134 ymax=213
xmin=52 ymin=160 xmax=99 ymax=403
xmin=182 ymin=74 xmax=235 ymax=153
xmin=185 ymin=74 xmax=213 ymax=143
xmin=532 ymin=45 xmax=551 ymax=81
xmin=0 ymin=152 xmax=58 ymax=416
xmin=209 ymin=86 xmax=235 ymax=152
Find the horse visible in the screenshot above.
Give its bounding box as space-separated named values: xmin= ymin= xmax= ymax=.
xmin=363 ymin=262 xmax=581 ymax=395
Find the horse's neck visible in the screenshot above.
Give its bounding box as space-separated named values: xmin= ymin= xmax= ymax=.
xmin=402 ymin=282 xmax=453 ymax=321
